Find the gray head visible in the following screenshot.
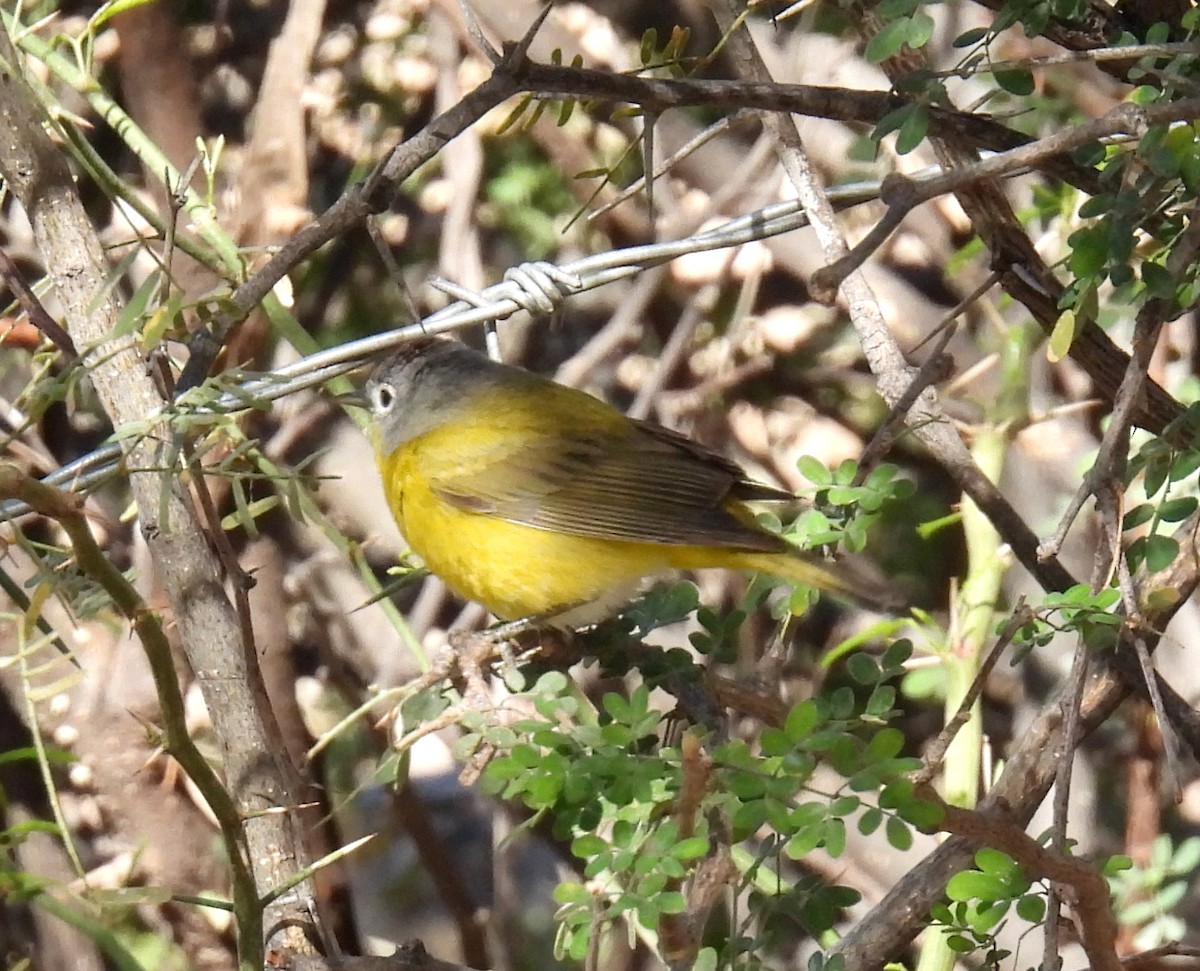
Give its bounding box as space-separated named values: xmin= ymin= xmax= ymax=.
xmin=365 ymin=338 xmax=502 ymax=454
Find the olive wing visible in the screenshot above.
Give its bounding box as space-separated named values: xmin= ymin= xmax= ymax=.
xmin=421 ymin=406 xmax=788 ymax=552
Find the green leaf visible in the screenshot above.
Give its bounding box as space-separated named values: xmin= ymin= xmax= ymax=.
xmin=895 ymin=104 xmax=929 ymax=155
xmin=824 ymin=818 xmax=847 ymax=857
xmin=496 ymin=93 xmax=534 ymax=135
xmin=864 ymin=18 xmax=914 ymax=63
xmin=1144 ymin=457 xmax=1170 ymax=498
xmin=110 ymin=268 xmax=161 ymax=339
xmin=1122 ymin=898 xmax=1166 ymax=924
xmin=785 ymin=825 xmax=824 ymax=859
xmin=760 ymin=727 xmax=790 ymax=757
xmin=865 ymin=463 xmax=900 ymax=490
xmin=726 ymin=770 xmax=767 ymax=800
xmin=89 ymin=0 xmax=160 ymax=30
xmin=532 ymin=670 xmax=570 ymax=696
xmin=1123 ymin=503 xmax=1156 ymax=530
xmin=797 ymin=455 xmax=833 ymax=486
xmin=946 ymin=934 xmax=974 ymax=953
xmin=865 ymin=684 xmax=897 ymax=717
xmin=1078 ymin=194 xmax=1113 ymax=218
xmin=872 ymin=104 xmax=913 ymax=144
xmin=657 ymin=891 xmax=686 ymax=915
xmin=785 ymin=700 xmax=820 ymax=741
xmin=1169 ymin=449 xmax=1200 ymax=483
xmin=639 ymin=28 xmax=658 ymax=66
xmin=1143 ymin=534 xmax=1179 ymax=573
xmin=858 ymin=807 xmax=883 ymax=835
xmin=1048 ymin=307 xmax=1081 ymax=364
xmin=829 ymin=686 xmax=857 ymax=720
xmin=994 ymin=69 xmax=1034 ymax=95
xmin=1155 ymin=880 xmax=1186 ymax=910
xmin=572 ymin=834 xmax=608 ymax=859
xmin=1016 ymin=893 xmax=1046 ymax=923
xmin=972 ymin=899 xmax=1010 ymax=933
xmin=882 ymin=639 xmax=914 ymax=669
xmin=847 ymin=652 xmax=880 ymax=685
xmin=732 ymin=801 xmax=768 ymax=837
xmin=220 ymin=495 xmax=279 ymax=534
xmin=1169 ymin=836 xmax=1200 ymax=873
xmin=553 ymin=881 xmax=591 ymax=904
xmin=877 ymin=0 xmax=918 ymax=15
xmin=906 ymin=12 xmax=935 ymax=49
xmin=670 ymin=836 xmax=710 ymax=861
xmin=1159 ymin=497 xmax=1198 ymax=522
xmin=867 ymin=728 xmax=904 ymax=760
xmin=945 ymin=870 xmax=1010 ymax=902
xmin=1068 ymin=224 xmax=1110 ymax=278
xmin=886 ymin=815 xmax=913 ymax=850
xmin=1146 ymin=20 xmax=1171 ymax=42
xmin=830 ymin=795 xmax=861 ymax=817
xmin=1181 ymin=149 xmax=1200 ymax=193
xmin=953 ymin=27 xmax=990 ymax=47
xmin=1141 ymin=260 xmax=1175 ymax=299
xmin=975 ymin=847 xmax=1018 ymax=877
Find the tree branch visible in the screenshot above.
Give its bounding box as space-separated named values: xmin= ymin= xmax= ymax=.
xmin=0 ymin=25 xmax=315 ymax=965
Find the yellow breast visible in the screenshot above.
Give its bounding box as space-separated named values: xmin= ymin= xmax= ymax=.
xmin=378 ymin=438 xmax=678 ymax=622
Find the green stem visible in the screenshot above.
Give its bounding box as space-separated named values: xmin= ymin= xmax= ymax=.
xmin=32 ymin=893 xmax=147 ymax=971
xmin=0 ymin=465 xmax=263 ymax=960
xmin=57 ymin=120 xmax=226 ymax=275
xmin=5 ymin=14 xmax=245 ymax=279
xmin=916 ymin=325 xmax=1033 ymax=971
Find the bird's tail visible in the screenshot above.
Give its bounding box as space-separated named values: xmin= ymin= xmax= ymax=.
xmin=725 ymin=549 xmax=899 ymax=611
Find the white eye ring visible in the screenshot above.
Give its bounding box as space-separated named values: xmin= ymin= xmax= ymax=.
xmin=371 ymin=382 xmax=396 ymax=413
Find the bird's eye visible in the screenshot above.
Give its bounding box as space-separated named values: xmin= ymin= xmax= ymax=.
xmin=371 ymin=383 xmax=396 ymax=413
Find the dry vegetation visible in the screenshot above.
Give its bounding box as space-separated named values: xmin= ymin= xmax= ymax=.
xmin=0 ymin=1 xmax=1198 ymax=970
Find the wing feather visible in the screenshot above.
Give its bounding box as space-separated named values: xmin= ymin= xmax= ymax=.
xmin=418 ymin=391 xmax=789 ymax=552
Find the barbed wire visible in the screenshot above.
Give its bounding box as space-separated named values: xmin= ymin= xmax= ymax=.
xmin=0 ymin=175 xmax=897 ymax=522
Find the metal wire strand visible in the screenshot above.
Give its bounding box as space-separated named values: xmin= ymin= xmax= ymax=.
xmin=0 ymin=175 xmax=902 ymax=522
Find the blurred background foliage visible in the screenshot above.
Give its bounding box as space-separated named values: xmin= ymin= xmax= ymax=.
xmin=0 ymin=0 xmax=1198 ymax=969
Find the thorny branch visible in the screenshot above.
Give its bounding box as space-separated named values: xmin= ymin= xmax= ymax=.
xmin=4 ymin=4 xmax=1200 ymax=968
xmin=0 ymin=465 xmax=257 ymax=934
xmin=175 ymin=29 xmax=537 ymax=392
xmin=810 ymin=100 xmax=1197 ymax=299
xmin=0 ymin=23 xmax=311 ymax=965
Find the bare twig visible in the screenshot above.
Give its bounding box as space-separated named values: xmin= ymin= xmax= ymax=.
xmin=0 ymin=247 xmax=76 ymax=358
xmin=942 ymin=39 xmax=1200 ymax=76
xmin=809 ymin=101 xmax=1192 ymax=299
xmin=456 ymin=0 xmax=502 ymax=64
xmin=1044 ymin=625 xmax=1091 ymax=970
xmin=852 ymin=316 xmax=958 ymax=482
xmin=0 ymin=26 xmax=313 ymax=964
xmin=277 ymin=938 xmax=480 ymax=971
xmin=233 ymin=0 xmax=327 ymax=243
xmin=176 ymin=20 xmax=542 ymax=392
xmin=513 ymin=63 xmax=1101 ymax=192
xmin=1121 ymin=942 xmax=1200 ymax=969
xmin=0 ymin=465 xmax=258 ymax=949
xmin=1041 ymin=206 xmax=1200 ymax=559
xmin=915 ymin=603 xmax=1030 ymax=785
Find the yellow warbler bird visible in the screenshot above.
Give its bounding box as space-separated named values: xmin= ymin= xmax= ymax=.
xmin=366 ymin=337 xmax=865 ymax=626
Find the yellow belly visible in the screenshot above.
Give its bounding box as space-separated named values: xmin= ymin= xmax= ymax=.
xmin=376 ymin=428 xmax=846 ymax=621
xmin=396 ymin=467 xmax=681 ymax=620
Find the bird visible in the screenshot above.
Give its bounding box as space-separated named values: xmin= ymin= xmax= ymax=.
xmin=364 ymin=336 xmax=871 ymax=627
